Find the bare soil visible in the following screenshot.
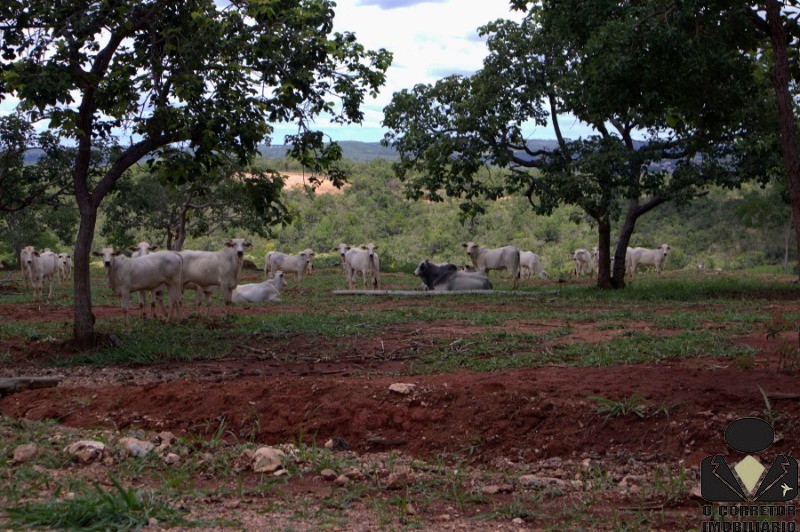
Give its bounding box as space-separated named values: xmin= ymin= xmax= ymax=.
xmin=1 ymin=293 xmax=799 ymax=529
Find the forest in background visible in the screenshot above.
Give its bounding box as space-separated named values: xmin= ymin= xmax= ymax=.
xmin=0 ymin=152 xmax=792 ymax=278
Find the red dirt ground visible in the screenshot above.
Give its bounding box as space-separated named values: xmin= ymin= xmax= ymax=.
xmin=1 ymin=301 xmax=799 ymax=468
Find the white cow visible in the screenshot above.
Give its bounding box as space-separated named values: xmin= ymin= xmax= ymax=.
xmin=22 ymin=248 xmax=59 ymax=306
xmin=232 ymin=271 xmax=287 ymax=303
xmin=463 ymin=242 xmax=521 ymax=288
xmin=333 ymin=243 xmax=351 ymax=273
xmin=573 ymin=249 xmax=593 ymax=277
xmin=344 ymin=243 xmax=381 ymax=289
xmin=20 ymin=245 xmax=36 ymax=288
xmin=56 ymin=253 xmax=72 ymax=284
xmin=179 ymin=238 xmax=252 ymax=313
xmin=93 ymin=247 xmax=184 ymax=324
xmin=520 ymin=251 xmax=548 ymax=280
xmin=628 ymin=244 xmax=670 ymax=280
xmin=127 ymin=241 xmax=167 ymax=318
xmin=264 ymin=249 xmax=315 ymax=282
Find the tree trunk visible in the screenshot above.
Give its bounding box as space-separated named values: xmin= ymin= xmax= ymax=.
xmin=596 ymin=217 xmax=612 ymax=289
xmin=785 ymin=211 xmax=793 ymax=274
xmin=73 ymin=208 xmax=98 ymax=347
xmin=611 ymin=200 xmax=638 ymax=288
xmin=765 ymin=0 xmax=800 ymax=280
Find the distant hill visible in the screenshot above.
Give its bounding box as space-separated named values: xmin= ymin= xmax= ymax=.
xmin=259 ymin=141 xmax=399 ymax=163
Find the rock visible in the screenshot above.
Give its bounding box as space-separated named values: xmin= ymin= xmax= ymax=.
xmin=320 ymin=469 xmax=338 ymax=481
xmin=252 ymin=447 xmax=285 ymax=473
xmin=156 ymin=431 xmax=176 ymax=451
xmin=324 ymin=436 xmax=349 ymax=451
xmin=12 ymin=444 xmax=39 ymax=463
xmin=388 ymin=383 xmax=416 ymax=395
xmin=481 ymin=485 xmax=501 ymax=495
xmin=346 ymin=467 xmax=365 ymax=481
xmin=512 ymin=517 xmax=524 ymax=525
xmin=518 ymin=475 xmax=570 ymax=490
xmin=385 ymin=467 xmax=413 ymax=489
xmin=119 ymin=437 xmax=155 ymax=457
xmin=224 ymin=499 xmax=240 ymax=509
xmin=334 ymin=474 xmax=350 ymax=486
xmin=64 ymin=440 xmax=106 ymax=464
xmin=163 ymin=453 xmax=181 ymax=465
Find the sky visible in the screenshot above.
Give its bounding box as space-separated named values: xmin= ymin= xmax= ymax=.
xmin=0 ymin=1 xmax=597 ymax=144
xmin=272 ymin=0 xmax=598 ymax=143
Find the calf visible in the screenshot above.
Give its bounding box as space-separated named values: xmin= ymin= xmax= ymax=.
xmin=463 ymin=242 xmax=520 ymax=288
xmin=414 ymin=260 xmax=492 ymax=291
xmin=232 ymin=271 xmax=287 ymax=303
xmin=344 ymin=244 xmax=381 ymax=289
xmin=265 ymin=249 xmax=315 ymax=281
xmin=93 ymin=247 xmax=183 ymax=324
xmin=520 ymin=251 xmax=547 ymax=280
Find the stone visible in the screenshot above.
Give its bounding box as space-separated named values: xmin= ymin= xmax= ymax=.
xmin=518 ymin=475 xmax=570 ymax=490
xmin=385 ymin=467 xmax=413 ymax=489
xmin=252 ymin=447 xmax=285 ymax=473
xmin=12 ymin=444 xmax=39 ymax=463
xmin=119 ymin=437 xmax=155 ymax=457
xmin=334 ymin=474 xmax=350 ymax=486
xmin=163 ymin=453 xmax=181 ymax=465
xmin=388 ymin=383 xmax=416 ymax=395
xmin=64 ymin=440 xmax=106 ymax=464
xmin=320 ymin=469 xmax=338 ymax=481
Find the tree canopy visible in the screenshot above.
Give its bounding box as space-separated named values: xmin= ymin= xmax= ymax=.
xmin=383 ymin=1 xmax=775 ymax=288
xmin=0 ymin=0 xmax=391 ymax=344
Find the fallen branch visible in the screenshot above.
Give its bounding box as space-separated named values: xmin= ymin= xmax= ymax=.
xmin=765 ymin=392 xmax=800 ymax=400
xmin=0 ymin=376 xmax=62 ymax=396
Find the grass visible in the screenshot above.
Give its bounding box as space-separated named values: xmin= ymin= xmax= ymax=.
xmin=5 ymin=478 xmax=185 ymax=530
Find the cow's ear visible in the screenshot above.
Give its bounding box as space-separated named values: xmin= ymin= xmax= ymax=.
xmin=92 ymin=251 xmax=102 ymax=257
xmin=33 ymin=251 xmax=40 ymax=257
xmin=151 ymin=245 xmax=159 ymax=251
xmin=372 ymin=246 xmax=378 ymax=250
xmin=113 ymin=251 xmax=123 ymax=256
xmin=128 ymin=247 xmax=137 ymax=252
xmin=310 ymin=252 xmax=315 ymax=256
xmin=225 ymin=241 xmax=234 ymax=247
xmin=244 ymin=242 xmax=252 ymax=248
xmin=361 ymin=245 xmax=368 ymax=250
xmin=461 ymin=243 xmax=467 ymax=247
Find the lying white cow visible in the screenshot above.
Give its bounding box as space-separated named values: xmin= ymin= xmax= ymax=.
xmin=573 ymin=249 xmax=593 ymax=277
xmin=628 ymin=244 xmax=670 ymax=280
xmin=232 ymin=271 xmax=286 ymax=303
xmin=462 ymin=242 xmax=521 ymax=289
xmin=93 ymin=247 xmax=183 ymax=324
xmin=520 ymin=251 xmax=547 ymax=280
xmin=344 ymin=243 xmax=381 ymax=289
xmin=57 ymin=253 xmax=72 ymax=284
xmin=265 ymin=249 xmax=315 ymax=282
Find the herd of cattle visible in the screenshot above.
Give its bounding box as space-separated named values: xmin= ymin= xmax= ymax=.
xmin=15 ymin=240 xmax=670 ymax=322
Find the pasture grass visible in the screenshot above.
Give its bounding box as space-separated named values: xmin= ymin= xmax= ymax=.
xmin=0 ymin=266 xmax=793 ymax=371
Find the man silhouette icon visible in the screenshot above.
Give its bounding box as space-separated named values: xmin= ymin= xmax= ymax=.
xmin=700 ymin=417 xmax=798 ymax=503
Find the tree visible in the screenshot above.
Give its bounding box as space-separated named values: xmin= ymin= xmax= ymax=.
xmin=0 ymin=114 xmax=72 ymax=214
xmin=382 ymin=1 xmax=767 ymax=288
xmin=1 ymin=0 xmax=391 ymax=345
xmin=745 ymin=2 xmax=800 ymax=276
xmin=102 ymin=158 xmax=290 ymax=251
